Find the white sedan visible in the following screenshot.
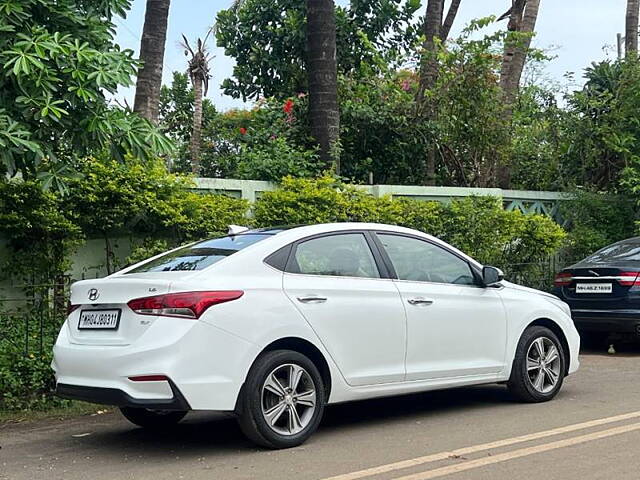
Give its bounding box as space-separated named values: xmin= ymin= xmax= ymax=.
xmin=53 ymin=223 xmax=580 ymax=448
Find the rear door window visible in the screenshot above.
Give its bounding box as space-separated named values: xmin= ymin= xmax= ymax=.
xmin=289 ymin=233 xmax=381 ymax=279
xmin=127 ymin=234 xmax=271 ymax=273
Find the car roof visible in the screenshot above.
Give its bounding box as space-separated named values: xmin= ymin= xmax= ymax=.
xmin=615 ymin=236 xmax=640 ymax=244
xmin=241 ymin=225 xmax=305 ymax=235
xmin=252 ymin=222 xmax=482 ymax=267
xmin=236 ymin=223 xmax=428 ymax=237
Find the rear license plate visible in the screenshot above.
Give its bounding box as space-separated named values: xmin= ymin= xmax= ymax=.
xmin=576 ymin=283 xmax=613 ymax=294
xmin=78 ymin=309 xmax=121 ymax=330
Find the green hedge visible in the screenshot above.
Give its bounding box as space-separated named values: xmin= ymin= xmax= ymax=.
xmin=254 ymin=176 xmax=566 ymax=269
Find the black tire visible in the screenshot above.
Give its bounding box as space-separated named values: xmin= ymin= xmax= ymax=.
xmin=507 ymin=326 xmax=566 ymax=403
xmin=119 ymin=407 xmax=187 ymax=429
xmin=237 ymin=350 xmax=326 ymax=449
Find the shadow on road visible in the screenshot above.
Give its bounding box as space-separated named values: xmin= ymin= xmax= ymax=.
xmin=580 ymin=335 xmax=640 ymax=356
xmin=321 ymin=384 xmax=511 ymax=430
xmin=73 ymin=384 xmax=514 ymax=456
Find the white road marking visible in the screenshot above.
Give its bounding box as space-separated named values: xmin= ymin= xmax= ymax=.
xmin=392 ymin=421 xmax=640 ymax=480
xmin=322 ymin=410 xmax=640 ymax=480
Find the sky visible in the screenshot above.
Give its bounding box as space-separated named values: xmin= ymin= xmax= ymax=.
xmin=113 ymin=0 xmax=628 ymax=112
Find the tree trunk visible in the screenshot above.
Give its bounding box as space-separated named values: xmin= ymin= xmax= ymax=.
xmin=497 ymin=0 xmax=541 ymax=188
xmin=417 ymin=0 xmax=443 ymax=110
xmin=306 ymin=0 xmax=340 ymax=172
xmin=626 ymin=0 xmax=639 ymax=56
xmin=191 ymin=79 xmax=203 ymax=175
xmin=499 ymin=0 xmax=535 ymax=108
xmin=440 ymin=0 xmax=463 ymax=42
xmin=416 ymin=0 xmax=444 ymax=186
xmin=133 ymin=0 xmax=171 ymax=124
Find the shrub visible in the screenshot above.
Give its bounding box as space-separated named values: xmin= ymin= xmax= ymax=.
xmin=254 ymin=177 xmax=566 ymax=272
xmin=559 ymin=191 xmax=637 ymax=261
xmin=233 ymin=137 xmax=320 ymax=182
xmin=64 ymin=158 xmax=249 ymax=272
xmin=253 ymin=176 xmax=381 ymax=226
xmin=0 ymin=305 xmax=69 ymax=411
xmin=162 ymin=191 xmax=249 ymax=242
xmin=0 ymin=350 xmax=62 ymax=411
xmin=0 ymin=180 xmax=82 ymax=283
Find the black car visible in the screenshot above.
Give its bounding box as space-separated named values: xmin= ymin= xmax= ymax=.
xmin=553 ymin=237 xmax=640 ymax=340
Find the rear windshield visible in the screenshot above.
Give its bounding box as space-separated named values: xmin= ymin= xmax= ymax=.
xmin=583 ymin=242 xmax=640 ymax=264
xmin=126 ymin=234 xmax=272 ymax=273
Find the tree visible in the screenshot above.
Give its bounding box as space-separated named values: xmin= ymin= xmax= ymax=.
xmin=417 ymin=0 xmax=443 ymax=109
xmin=440 ymin=0 xmax=463 ymax=42
xmin=159 ymin=72 xmax=216 ymax=145
xmin=415 ymin=0 xmax=463 ymax=185
xmin=215 ymin=0 xmax=420 ymax=100
xmin=133 ymin=0 xmax=171 ymax=123
xmin=181 ymin=34 xmax=212 ymax=175
xmin=434 ymin=23 xmax=510 ymax=187
xmin=626 ymin=0 xmax=639 ymax=57
xmin=0 ymin=0 xmax=173 ymax=190
xmin=307 ymin=0 xmax=340 ymax=170
xmin=564 ymin=60 xmax=640 ymax=190
xmin=499 ymin=0 xmax=541 ymax=108
xmin=497 ymin=0 xmax=542 ymax=188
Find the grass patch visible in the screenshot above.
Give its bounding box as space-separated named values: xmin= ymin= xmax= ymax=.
xmin=0 ymin=401 xmax=111 ymax=425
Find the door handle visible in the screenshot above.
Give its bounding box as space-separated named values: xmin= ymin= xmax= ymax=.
xmin=407 ymin=297 xmax=434 ymax=306
xmin=297 ymin=295 xmax=328 ymax=303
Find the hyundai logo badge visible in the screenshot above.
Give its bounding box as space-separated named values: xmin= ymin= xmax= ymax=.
xmin=88 ymin=288 xmax=100 ymax=301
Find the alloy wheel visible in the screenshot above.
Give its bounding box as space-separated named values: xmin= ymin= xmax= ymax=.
xmin=261 ymin=363 xmax=317 ymax=436
xmin=526 ymin=337 xmax=561 ymax=394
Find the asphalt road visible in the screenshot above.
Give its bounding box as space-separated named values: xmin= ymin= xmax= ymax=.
xmin=2 ymin=345 xmax=640 ymax=480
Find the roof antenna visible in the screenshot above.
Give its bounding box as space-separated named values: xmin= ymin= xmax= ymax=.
xmin=228 ymin=225 xmax=250 ymax=236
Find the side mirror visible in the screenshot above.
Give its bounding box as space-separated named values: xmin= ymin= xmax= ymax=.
xmin=482 ymin=266 xmax=504 ymax=287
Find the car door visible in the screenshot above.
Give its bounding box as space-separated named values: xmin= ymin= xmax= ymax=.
xmin=375 ymin=233 xmax=507 ymax=381
xmin=282 ymin=232 xmax=407 ymax=386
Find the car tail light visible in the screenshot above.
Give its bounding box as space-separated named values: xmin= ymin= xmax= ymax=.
xmin=618 ymin=272 xmax=640 ymax=286
xmin=67 ymin=302 xmax=80 ymax=315
xmin=554 ymin=272 xmax=572 ymax=287
xmin=127 ymin=290 xmax=244 ymax=319
xmin=128 ymin=375 xmax=169 ymax=382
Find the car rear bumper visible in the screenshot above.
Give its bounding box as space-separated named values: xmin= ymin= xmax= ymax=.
xmin=56 ymin=381 xmax=190 ymax=411
xmin=571 ymin=309 xmax=640 ymax=335
xmin=52 ymin=317 xmax=258 ymax=411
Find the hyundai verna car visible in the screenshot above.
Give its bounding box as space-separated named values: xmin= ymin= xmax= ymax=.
xmin=553 ymin=237 xmax=640 ymax=340
xmin=54 ymin=223 xmax=580 ymax=448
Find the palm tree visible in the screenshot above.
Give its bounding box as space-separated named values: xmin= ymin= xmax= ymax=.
xmin=306 ymin=0 xmax=340 ymax=172
xmin=223 ymin=0 xmax=340 ymax=172
xmin=499 ymin=0 xmax=541 ymax=109
xmin=415 ymin=0 xmax=463 ymax=186
xmin=497 ymin=0 xmax=542 ymax=188
xmin=626 ymin=0 xmax=639 ymax=57
xmin=133 ymin=0 xmax=171 ymax=124
xmin=440 ymin=0 xmax=463 ymax=43
xmin=181 ymin=33 xmax=212 ymax=175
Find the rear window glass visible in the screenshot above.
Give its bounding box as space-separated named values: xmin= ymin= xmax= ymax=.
xmin=584 ymin=242 xmax=640 ymax=264
xmin=127 ymin=234 xmax=271 ymax=273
